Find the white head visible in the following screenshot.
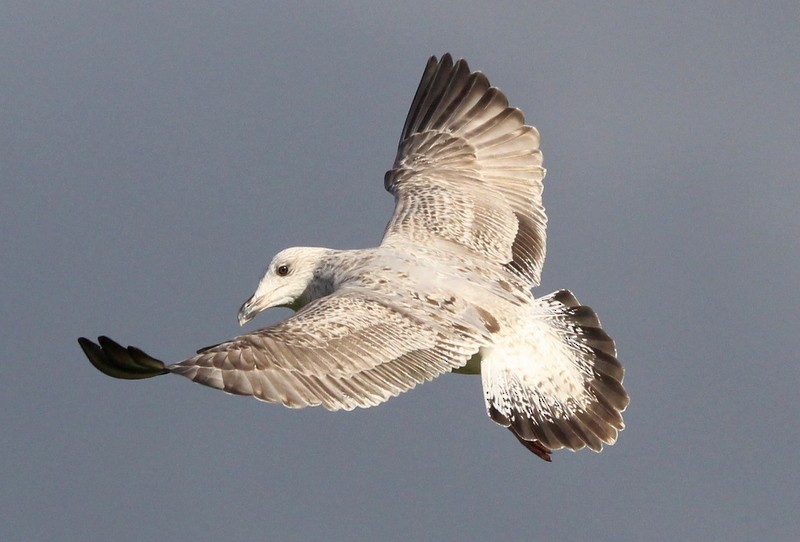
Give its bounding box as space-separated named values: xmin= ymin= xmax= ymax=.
xmin=238 ymin=246 xmax=335 ymax=325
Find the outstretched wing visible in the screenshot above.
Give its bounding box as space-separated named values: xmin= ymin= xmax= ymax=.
xmin=80 ymin=288 xmax=483 ymax=411
xmin=382 ymin=54 xmax=547 ymax=286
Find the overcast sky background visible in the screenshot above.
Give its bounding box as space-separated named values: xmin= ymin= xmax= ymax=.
xmin=2 ymin=2 xmax=799 ymax=541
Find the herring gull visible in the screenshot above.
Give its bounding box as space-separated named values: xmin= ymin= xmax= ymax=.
xmin=79 ymin=54 xmax=628 ymax=461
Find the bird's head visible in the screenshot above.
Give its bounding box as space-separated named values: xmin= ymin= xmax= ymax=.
xmin=238 ymin=247 xmax=334 ymax=325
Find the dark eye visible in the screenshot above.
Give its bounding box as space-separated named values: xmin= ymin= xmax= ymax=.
xmin=276 ymin=264 xmax=289 ymax=276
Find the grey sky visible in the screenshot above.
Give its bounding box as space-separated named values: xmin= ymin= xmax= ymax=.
xmin=2 ymin=2 xmax=799 ymax=540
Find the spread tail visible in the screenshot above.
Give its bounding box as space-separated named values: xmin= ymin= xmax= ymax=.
xmin=481 ymin=289 xmax=628 ymax=460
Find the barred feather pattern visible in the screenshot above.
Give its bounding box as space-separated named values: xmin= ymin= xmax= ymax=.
xmin=383 ymin=54 xmax=547 ymax=286
xmin=482 ymin=290 xmax=628 ymax=459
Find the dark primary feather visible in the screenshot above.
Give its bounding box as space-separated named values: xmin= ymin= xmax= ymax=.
xmin=78 ymin=336 xmax=168 ymax=379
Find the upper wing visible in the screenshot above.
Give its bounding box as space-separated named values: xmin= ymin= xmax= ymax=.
xmin=382 ymin=54 xmax=547 ymax=286
xmin=84 ymin=288 xmax=482 ymax=411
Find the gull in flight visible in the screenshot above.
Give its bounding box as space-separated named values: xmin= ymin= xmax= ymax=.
xmin=79 ymin=54 xmax=628 ymax=461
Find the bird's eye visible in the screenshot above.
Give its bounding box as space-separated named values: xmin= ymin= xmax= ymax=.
xmin=276 ymin=264 xmax=290 ymax=276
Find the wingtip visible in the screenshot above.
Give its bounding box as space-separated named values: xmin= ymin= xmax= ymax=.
xmin=77 ymin=336 xmax=93 ymax=352
xmin=78 ymin=336 xmax=169 ymax=380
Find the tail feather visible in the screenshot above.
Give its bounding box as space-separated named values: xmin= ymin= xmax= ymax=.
xmin=510 ymin=431 xmax=553 ymax=461
xmin=481 ymin=289 xmax=628 ymax=460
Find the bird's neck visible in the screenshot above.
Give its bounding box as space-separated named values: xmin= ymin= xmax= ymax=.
xmin=292 ymin=249 xmax=354 ymax=309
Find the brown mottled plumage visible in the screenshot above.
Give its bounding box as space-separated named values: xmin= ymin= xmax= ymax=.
xmin=79 ymin=55 xmax=628 ymax=460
